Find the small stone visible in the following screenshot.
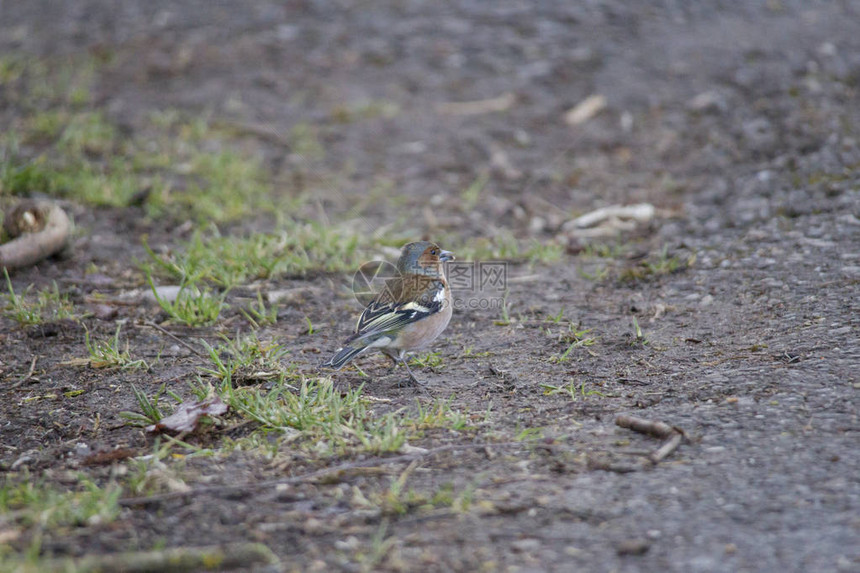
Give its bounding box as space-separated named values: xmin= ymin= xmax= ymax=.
xmin=90 ymin=304 xmax=118 ymax=320
xmin=529 ymin=216 xmax=546 ymax=234
xmin=687 ymin=91 xmax=726 ymax=112
xmin=511 ymin=538 xmax=541 ymax=553
xmin=617 ymin=539 xmax=650 ymax=556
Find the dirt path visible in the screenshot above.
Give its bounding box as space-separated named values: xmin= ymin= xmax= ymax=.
xmin=1 ymin=2 xmax=858 ymax=572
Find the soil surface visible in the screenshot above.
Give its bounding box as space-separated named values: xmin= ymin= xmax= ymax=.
xmin=1 ymin=2 xmax=859 ymax=572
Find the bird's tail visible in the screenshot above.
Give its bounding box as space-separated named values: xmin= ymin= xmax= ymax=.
xmin=320 ymin=345 xmax=367 ymax=370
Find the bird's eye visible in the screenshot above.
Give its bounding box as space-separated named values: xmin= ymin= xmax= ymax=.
xmin=430 ymin=249 xmax=437 ymax=255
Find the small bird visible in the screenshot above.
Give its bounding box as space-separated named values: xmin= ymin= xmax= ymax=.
xmin=321 ymin=241 xmax=454 ymax=385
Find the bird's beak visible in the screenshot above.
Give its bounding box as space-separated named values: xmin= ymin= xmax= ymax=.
xmin=439 ymin=250 xmax=455 ymax=262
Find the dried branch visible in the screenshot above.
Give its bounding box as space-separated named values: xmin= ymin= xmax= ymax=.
xmin=10 ymin=543 xmax=277 ymax=573
xmin=0 ymin=200 xmax=72 ymax=271
xmin=650 ymin=431 xmax=683 ymax=463
xmin=615 ymin=415 xmax=678 ymax=440
xmin=4 ymin=355 xmax=38 ymax=391
xmin=615 ymin=414 xmax=685 ymax=465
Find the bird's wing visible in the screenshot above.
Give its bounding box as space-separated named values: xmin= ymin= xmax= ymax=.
xmin=346 ymin=276 xmax=446 ymax=343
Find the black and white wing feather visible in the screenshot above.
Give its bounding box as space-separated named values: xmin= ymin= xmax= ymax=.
xmin=346 ymin=277 xmax=445 ymax=344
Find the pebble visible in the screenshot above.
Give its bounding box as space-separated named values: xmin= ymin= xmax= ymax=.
xmin=616 ymin=539 xmax=650 ymax=556
xmin=511 ymin=538 xmax=541 ymax=553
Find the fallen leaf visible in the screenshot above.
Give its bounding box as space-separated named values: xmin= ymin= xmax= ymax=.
xmin=146 ymin=396 xmax=228 ymax=433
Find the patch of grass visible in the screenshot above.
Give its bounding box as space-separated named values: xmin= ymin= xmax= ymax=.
xmin=200 ymin=333 xmax=291 ymax=384
xmin=3 ymin=144 xmax=104 ymax=205
xmin=619 ymin=246 xmax=695 ymax=283
xmin=515 ymin=426 xmax=543 ymax=441
xmin=460 ymin=346 xmax=492 ymax=358
xmin=525 ymin=240 xmax=564 ymax=263
xmin=541 ymin=380 xmax=607 ymax=400
xmin=457 ymin=233 xmax=564 ymax=264
xmin=580 ymin=242 xmax=625 ymax=259
xmin=578 ymin=263 xmax=610 ymax=282
xmin=123 ymin=440 xmax=200 ymax=498
xmin=84 ymin=324 xmax=150 ymax=370
xmin=119 ymin=383 xmax=178 ymax=427
xmin=548 ymin=326 xmax=597 ymax=363
xmin=376 ymin=462 xmax=423 ymax=516
xmin=2 ymin=271 xmax=77 ymax=325
xmin=0 ymin=55 xmax=26 ymax=85
xmin=0 ymin=54 xmax=288 ymax=221
xmin=544 ymin=307 xmax=567 ymax=324
xmin=178 ymin=149 xmax=273 ymax=222
xmin=54 ymin=159 xmax=149 ymax=207
xmin=241 ymin=292 xmax=279 ymax=328
xmin=354 ymin=521 xmax=398 ymax=573
xmin=0 ymin=150 xmax=51 ymax=195
xmin=630 ymin=316 xmax=648 ymax=346
xmin=0 ymin=473 xmax=121 ymax=530
xmin=148 ymin=276 xmax=228 ymax=327
xmin=220 ymin=377 xmax=406 ymax=454
xmin=56 ymin=111 xmax=117 ymax=156
xmin=577 ymin=244 xmax=695 ymax=283
xmin=494 ymin=290 xmax=512 ymax=326
xmin=351 ymin=412 xmax=407 ymax=455
xmin=409 ymin=351 xmax=444 ymax=370
xmin=460 ymin=233 xmax=518 ymax=261
xmin=360 ymin=463 xmax=475 ymax=518
xmin=142 ymin=222 xmax=394 ymax=287
xmin=202 ymin=375 xmax=480 ymax=457
xmin=406 ymin=397 xmax=469 ymax=432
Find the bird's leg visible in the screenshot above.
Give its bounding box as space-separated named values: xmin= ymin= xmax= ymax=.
xmin=382 ymin=349 xmax=426 ymax=388
xmin=399 ymin=356 xmax=425 ymax=386
xmin=384 ymin=349 xmax=425 ymax=387
xmin=381 ymin=348 xmax=400 ymax=373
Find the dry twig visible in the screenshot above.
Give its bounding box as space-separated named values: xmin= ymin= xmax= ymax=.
xmin=615 ymin=414 xmax=685 ymax=464
xmin=5 ymin=356 xmax=38 ymax=391
xmin=9 ymin=543 xmax=277 ymax=573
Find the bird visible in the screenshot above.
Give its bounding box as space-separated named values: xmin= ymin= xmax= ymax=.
xmin=321 ymin=241 xmax=454 ymax=385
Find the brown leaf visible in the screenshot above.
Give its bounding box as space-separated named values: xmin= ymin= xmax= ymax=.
xmin=146 ymin=396 xmax=228 ymax=434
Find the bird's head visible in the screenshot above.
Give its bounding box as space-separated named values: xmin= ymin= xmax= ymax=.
xmin=397 ymin=241 xmax=454 ymax=277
